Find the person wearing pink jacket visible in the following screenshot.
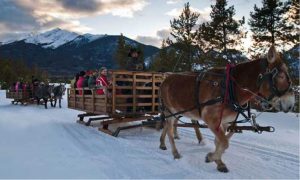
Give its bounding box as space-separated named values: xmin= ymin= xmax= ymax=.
xmin=76 ymin=71 xmax=86 ymax=95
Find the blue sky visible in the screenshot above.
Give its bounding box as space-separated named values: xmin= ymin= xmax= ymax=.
xmin=0 ymin=0 xmax=263 ymax=48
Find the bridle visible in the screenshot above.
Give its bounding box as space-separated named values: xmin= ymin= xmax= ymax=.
xmin=257 ymin=61 xmax=292 ymax=102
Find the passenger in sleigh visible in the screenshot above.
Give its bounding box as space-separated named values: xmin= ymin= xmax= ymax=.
xmin=96 ymin=67 xmax=112 ymax=96
xmin=76 ymin=71 xmax=86 ymax=95
xmin=125 ymin=48 xmax=145 ymax=71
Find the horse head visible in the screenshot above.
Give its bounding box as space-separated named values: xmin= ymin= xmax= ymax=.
xmin=257 ymin=45 xmax=295 ymax=112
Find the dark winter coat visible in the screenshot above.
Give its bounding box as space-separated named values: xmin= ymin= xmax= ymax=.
xmin=83 ymin=76 xmax=89 ymax=87
xmin=88 ymin=75 xmax=96 ymax=88
xmin=125 ymin=57 xmax=144 ymax=71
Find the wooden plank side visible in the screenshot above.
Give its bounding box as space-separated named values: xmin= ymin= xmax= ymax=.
xmin=133 ymin=73 xmax=136 ymax=113
xmin=152 ymin=73 xmax=156 ymax=112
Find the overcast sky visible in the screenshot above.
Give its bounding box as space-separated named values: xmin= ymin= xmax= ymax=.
xmin=0 ymin=0 xmax=263 ymax=48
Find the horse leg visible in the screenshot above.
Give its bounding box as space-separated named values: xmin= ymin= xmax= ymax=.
xmin=44 ymin=98 xmax=48 ymax=109
xmin=166 ymin=119 xmax=181 ymax=159
xmin=173 ymin=118 xmax=180 ymax=139
xmin=191 ymin=119 xmax=203 ymax=144
xmin=59 ymin=98 xmax=61 ymax=108
xmin=205 ymin=125 xmax=229 ymax=172
xmin=50 ymin=98 xmax=54 ymax=107
xmin=159 ymin=120 xmax=168 ymax=150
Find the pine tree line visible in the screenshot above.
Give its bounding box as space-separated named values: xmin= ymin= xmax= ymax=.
xmin=146 ymin=0 xmax=299 ymax=72
xmin=0 ymin=59 xmax=48 ymax=89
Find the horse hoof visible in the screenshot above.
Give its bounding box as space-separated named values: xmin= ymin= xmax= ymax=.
xmin=205 ymin=153 xmax=213 ymax=163
xmin=217 ymin=165 xmax=229 ymax=173
xmin=173 ymin=152 xmax=182 ymax=159
xmin=159 ymin=145 xmax=167 ymax=150
xmin=199 ymin=140 xmax=206 ymax=146
xmin=174 ymin=136 xmax=180 ymax=140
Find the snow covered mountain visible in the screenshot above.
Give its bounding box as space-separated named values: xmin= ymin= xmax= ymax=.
xmin=0 ymin=29 xmax=159 ymax=76
xmin=1 ymin=28 xmax=106 ymax=49
xmin=24 ymin=28 xmax=79 ymax=49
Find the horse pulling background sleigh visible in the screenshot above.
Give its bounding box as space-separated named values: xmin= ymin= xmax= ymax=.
xmin=67 ymin=46 xmax=296 ymax=173
xmin=6 ymin=84 xmax=66 ymax=108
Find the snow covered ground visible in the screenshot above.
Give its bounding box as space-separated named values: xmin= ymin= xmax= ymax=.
xmin=0 ymin=90 xmax=299 ymax=179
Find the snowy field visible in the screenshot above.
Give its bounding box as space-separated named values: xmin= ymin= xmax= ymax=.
xmin=0 ymin=90 xmax=299 ymax=179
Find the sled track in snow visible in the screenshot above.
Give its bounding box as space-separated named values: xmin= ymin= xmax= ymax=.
xmin=179 ymin=129 xmax=299 ymax=165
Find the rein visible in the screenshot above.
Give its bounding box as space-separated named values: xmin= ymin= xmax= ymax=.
xmin=217 ymin=63 xmax=235 ymax=131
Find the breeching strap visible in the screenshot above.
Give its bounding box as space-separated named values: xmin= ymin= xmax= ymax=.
xmin=217 ymin=63 xmax=235 ymax=132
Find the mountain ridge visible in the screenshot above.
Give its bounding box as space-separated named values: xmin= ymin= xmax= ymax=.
xmin=0 ymin=29 xmax=160 ymax=76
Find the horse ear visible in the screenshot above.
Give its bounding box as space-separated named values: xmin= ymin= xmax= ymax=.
xmin=267 ymin=45 xmax=277 ymax=64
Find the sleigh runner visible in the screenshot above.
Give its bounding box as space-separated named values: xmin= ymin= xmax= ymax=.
xmin=67 ymin=70 xmax=164 ymax=136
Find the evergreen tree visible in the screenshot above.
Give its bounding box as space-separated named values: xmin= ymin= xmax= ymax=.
xmin=0 ymin=59 xmax=47 ymax=89
xmin=150 ymin=40 xmax=177 ymax=72
xmin=248 ymin=0 xmax=293 ymax=55
xmin=136 ymin=44 xmax=145 ymax=67
xmin=282 ymin=0 xmax=300 ymax=45
xmin=114 ymin=33 xmax=130 ymax=68
xmin=168 ymin=2 xmax=200 ymax=71
xmin=197 ymin=0 xmax=246 ymax=58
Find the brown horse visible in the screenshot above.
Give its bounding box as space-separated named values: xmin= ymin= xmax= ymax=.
xmin=159 ymin=46 xmax=295 ymax=172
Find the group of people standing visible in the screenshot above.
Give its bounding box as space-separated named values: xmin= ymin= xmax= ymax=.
xmin=71 ymin=48 xmax=145 ymax=95
xmin=71 ymin=67 xmax=111 ymax=95
xmin=10 ymin=76 xmax=39 ymax=92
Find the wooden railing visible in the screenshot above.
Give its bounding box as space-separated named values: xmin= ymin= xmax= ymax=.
xmin=67 ymin=71 xmax=164 ymax=116
xmin=6 ymin=89 xmax=33 ymax=100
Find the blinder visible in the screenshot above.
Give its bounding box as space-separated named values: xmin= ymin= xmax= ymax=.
xmin=257 ymin=63 xmax=292 ymax=101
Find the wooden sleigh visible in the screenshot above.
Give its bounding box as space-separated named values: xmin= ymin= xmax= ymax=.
xmin=67 ymin=70 xmax=164 ymax=136
xmin=6 ymin=89 xmax=33 ymax=105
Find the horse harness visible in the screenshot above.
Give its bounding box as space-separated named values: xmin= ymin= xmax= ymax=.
xmin=256 ymin=59 xmax=292 ymax=102
xmin=159 ymin=62 xmax=277 ymax=133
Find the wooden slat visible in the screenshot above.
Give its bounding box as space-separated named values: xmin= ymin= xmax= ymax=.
xmin=133 ymin=74 xmax=136 ymax=113
xmin=136 ymin=95 xmax=158 ymax=98
xmin=115 ymin=95 xmax=133 ymax=98
xmin=135 ymin=79 xmax=152 ymax=83
xmin=115 ymin=78 xmax=133 ymax=82
xmin=152 ymin=73 xmax=155 ymax=112
xmin=92 ymin=90 xmax=95 ymax=112
xmin=136 ymin=87 xmax=160 ymax=90
xmin=114 ymin=86 xmax=132 ymax=90
xmin=112 ymin=73 xmax=116 ymax=114
xmin=115 ymin=103 xmax=135 ymax=107
xmin=136 ymin=103 xmax=159 ymax=106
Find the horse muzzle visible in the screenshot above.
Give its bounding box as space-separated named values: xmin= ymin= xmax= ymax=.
xmin=271 ymin=92 xmax=295 ymax=113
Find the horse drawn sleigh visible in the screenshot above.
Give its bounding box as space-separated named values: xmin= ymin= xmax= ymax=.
xmin=68 ymin=46 xmax=295 ymax=172
xmin=6 ymin=89 xmax=33 ymax=105
xmin=6 ymin=83 xmax=66 ymax=108
xmin=68 ymin=70 xmax=165 ymax=136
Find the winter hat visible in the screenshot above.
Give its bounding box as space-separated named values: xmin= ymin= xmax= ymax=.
xmin=99 ymin=67 xmax=107 ymax=73
xmin=79 ymin=71 xmax=85 ymax=76
xmin=128 ymin=48 xmax=140 ymax=57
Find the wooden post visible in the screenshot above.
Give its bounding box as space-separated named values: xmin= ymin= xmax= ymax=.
xmin=112 ymin=73 xmax=116 ymax=114
xmin=92 ymin=89 xmax=95 ymax=113
xmin=104 ymin=87 xmax=107 ymax=112
xmin=74 ymin=88 xmax=76 ymax=109
xmin=67 ymin=88 xmax=69 ymax=108
xmin=152 ymin=73 xmax=155 ymax=112
xmin=133 ymin=73 xmax=136 ymax=113
xmin=82 ymin=88 xmax=85 ymax=110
